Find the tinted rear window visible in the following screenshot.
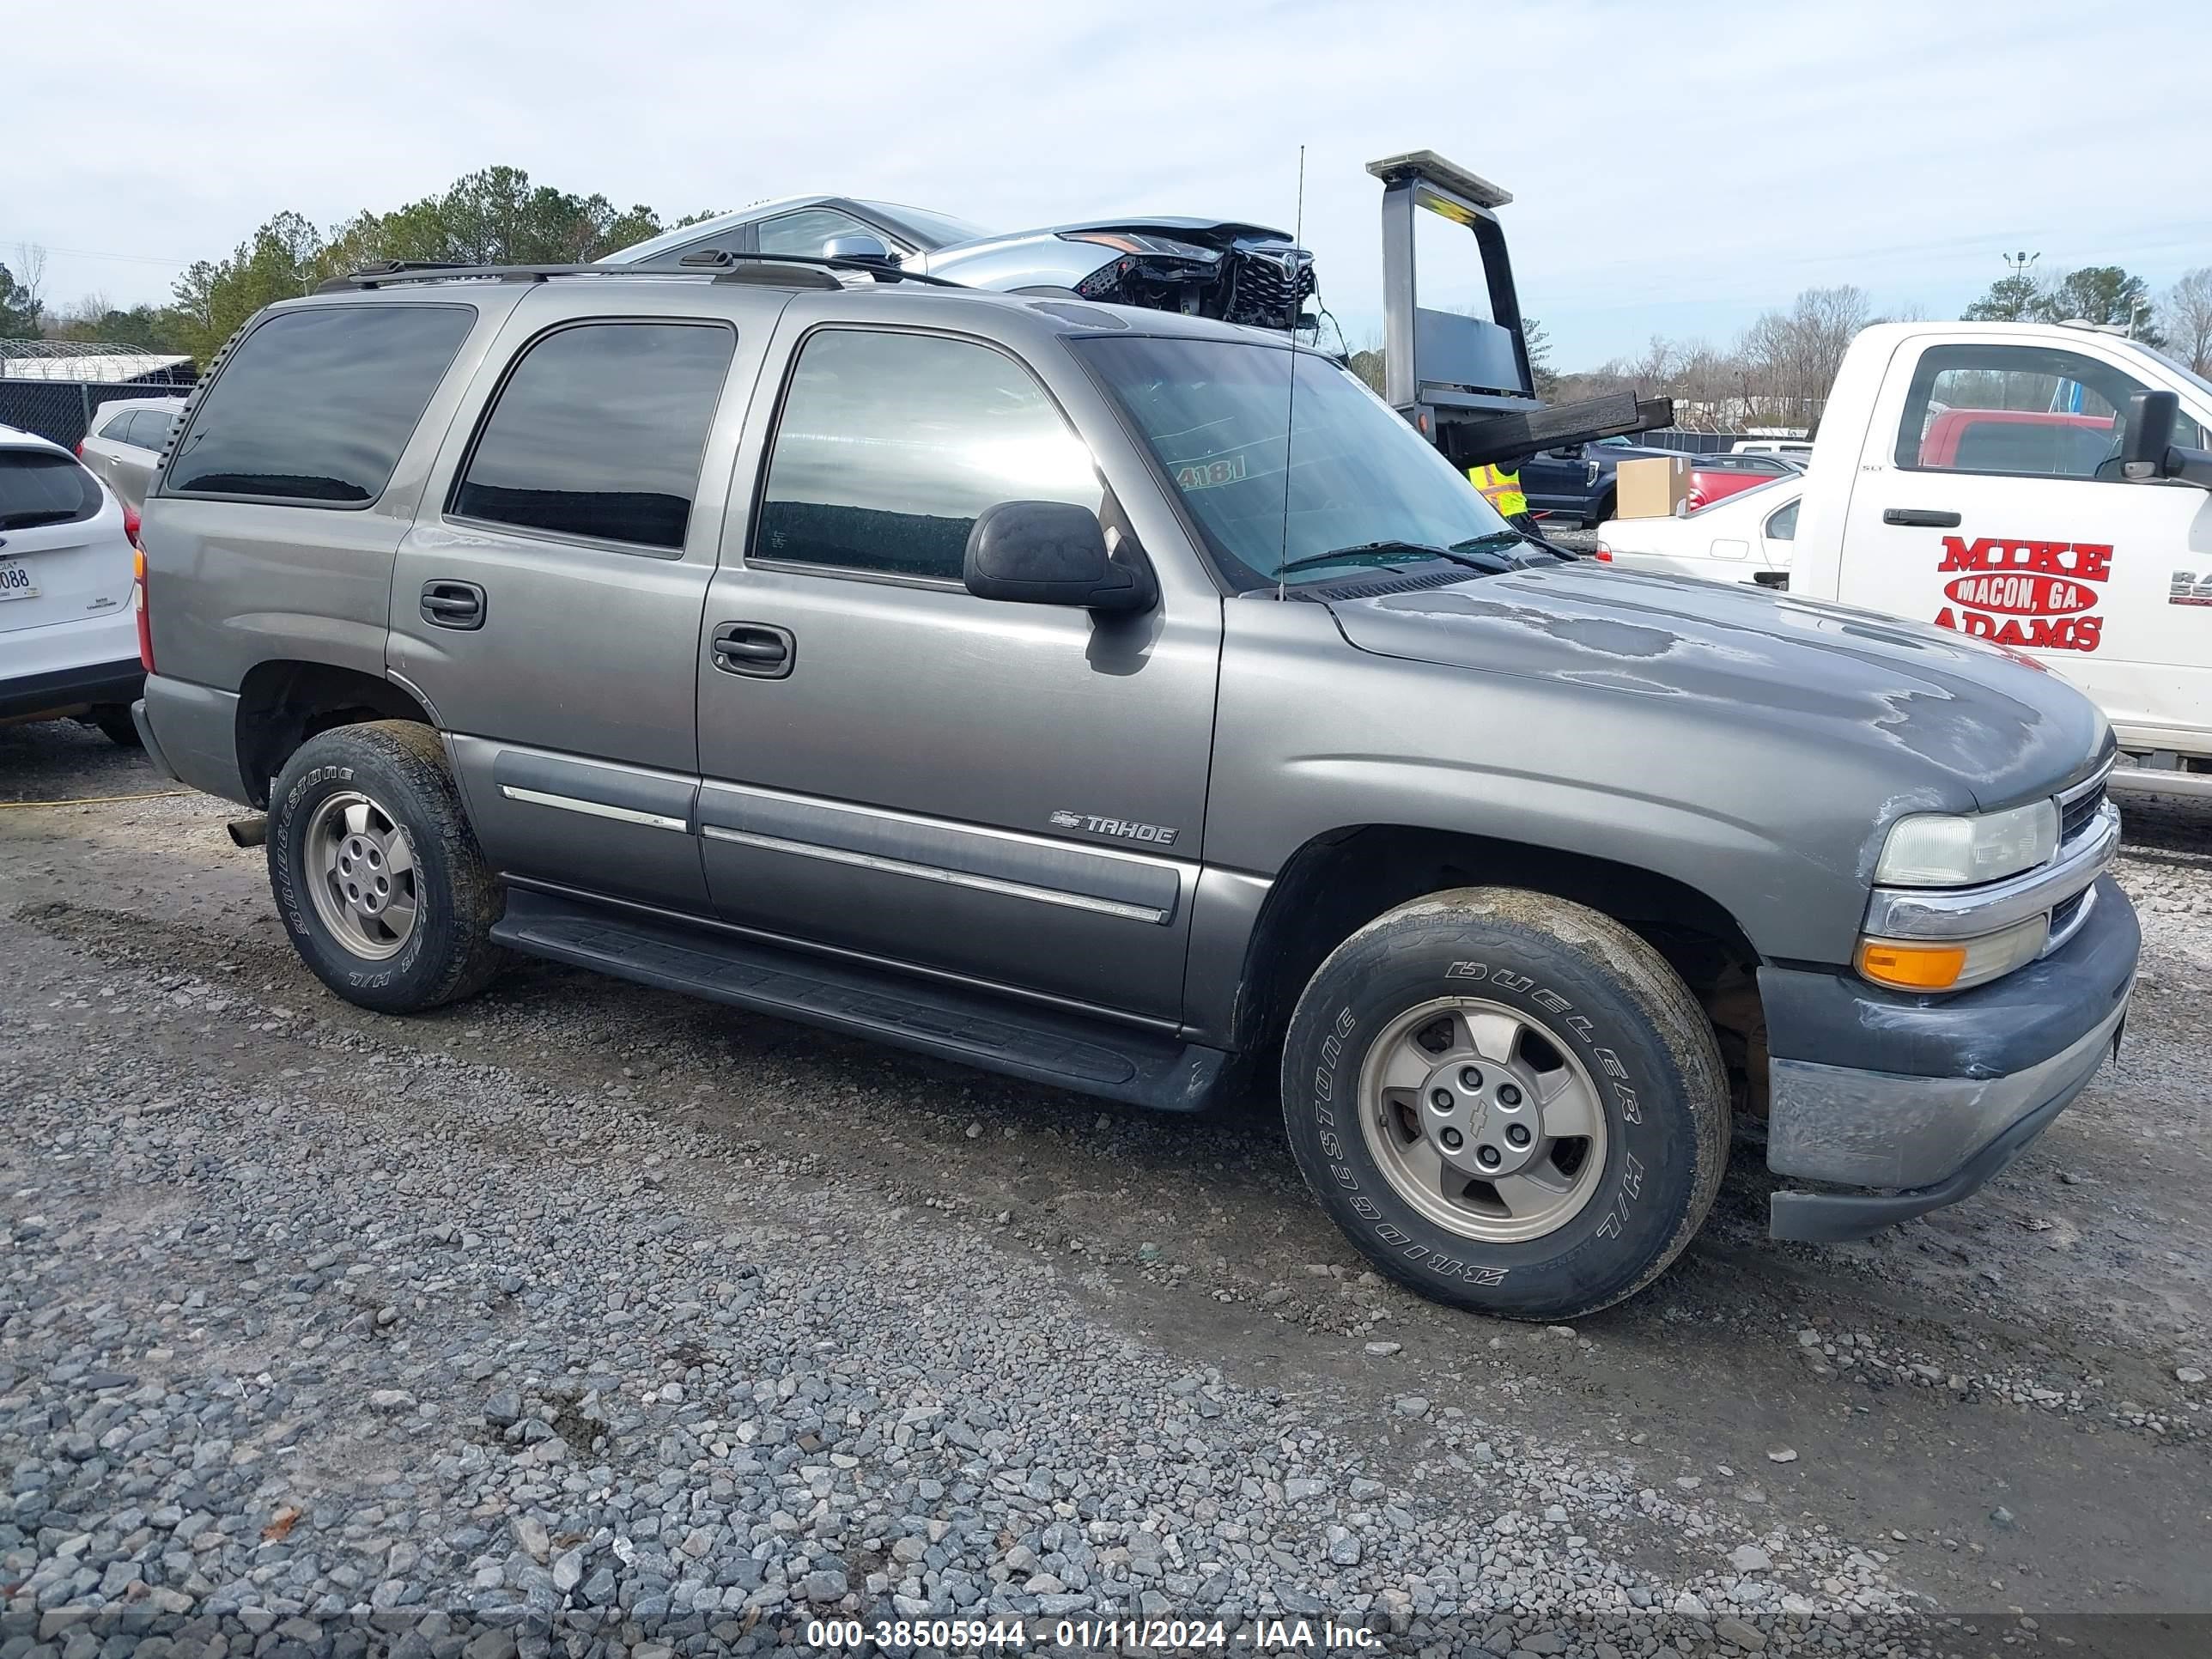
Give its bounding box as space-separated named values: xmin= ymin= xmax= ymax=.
xmin=168 ymin=304 xmax=475 ymax=504
xmin=452 ymin=321 xmax=734 ymax=550
xmin=0 ymin=450 xmax=104 ymax=530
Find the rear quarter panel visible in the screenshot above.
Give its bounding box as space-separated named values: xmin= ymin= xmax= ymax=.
xmin=141 ymin=290 xmax=529 ymax=694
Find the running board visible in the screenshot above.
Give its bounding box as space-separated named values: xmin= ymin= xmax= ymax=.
xmin=492 ymin=889 xmax=1228 ymax=1112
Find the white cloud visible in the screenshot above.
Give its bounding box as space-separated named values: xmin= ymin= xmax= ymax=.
xmin=10 ymin=0 xmax=2210 ymax=363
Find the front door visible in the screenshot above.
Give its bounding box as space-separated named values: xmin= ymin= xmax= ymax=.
xmin=389 ymin=300 xmax=749 ymax=912
xmin=1518 ymin=446 xmax=1591 ymax=517
xmin=695 ymin=322 xmax=1219 ymax=1022
xmin=1836 ymin=335 xmax=2212 ymax=751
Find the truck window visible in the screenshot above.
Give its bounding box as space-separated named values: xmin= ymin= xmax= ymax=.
xmin=754 ymin=328 xmax=1100 ymax=582
xmin=167 ymin=304 xmax=475 ymax=505
xmin=1892 ymin=342 xmax=2202 ymax=481
xmin=452 ymin=320 xmax=735 ymax=553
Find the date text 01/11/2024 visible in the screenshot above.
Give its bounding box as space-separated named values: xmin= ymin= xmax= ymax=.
xmin=804 ymin=1617 xmax=1385 ymax=1650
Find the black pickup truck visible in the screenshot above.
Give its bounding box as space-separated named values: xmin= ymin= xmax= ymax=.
xmin=1516 ymin=435 xmax=1682 ymax=526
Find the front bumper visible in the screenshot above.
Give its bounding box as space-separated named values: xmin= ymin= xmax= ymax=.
xmin=1761 ymin=874 xmax=2137 ymax=1242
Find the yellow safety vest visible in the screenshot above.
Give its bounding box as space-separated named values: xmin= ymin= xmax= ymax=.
xmin=1468 ymin=463 xmax=1528 ymax=520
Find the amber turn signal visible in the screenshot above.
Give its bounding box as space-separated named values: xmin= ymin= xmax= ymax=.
xmin=1856 ymin=939 xmax=1968 ymax=992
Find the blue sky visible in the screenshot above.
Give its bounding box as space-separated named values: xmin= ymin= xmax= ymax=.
xmin=15 ymin=0 xmax=2212 ymax=368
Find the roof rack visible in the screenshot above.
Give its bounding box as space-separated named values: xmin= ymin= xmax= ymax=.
xmin=317 ymin=250 xmax=969 ymax=295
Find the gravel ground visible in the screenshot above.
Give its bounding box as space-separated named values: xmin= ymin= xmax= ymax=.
xmin=3 ymin=720 xmax=2209 ymax=1659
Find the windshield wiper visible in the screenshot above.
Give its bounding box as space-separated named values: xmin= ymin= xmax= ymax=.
xmin=1274 ymin=538 xmax=1516 ymax=579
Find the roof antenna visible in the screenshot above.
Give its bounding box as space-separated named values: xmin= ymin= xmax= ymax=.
xmin=1277 ymin=143 xmax=1305 ymax=603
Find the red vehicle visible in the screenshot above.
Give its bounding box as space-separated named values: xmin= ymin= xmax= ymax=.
xmin=1914 ymin=408 xmax=2113 ymax=471
xmin=1686 ymin=451 xmax=1802 ymax=511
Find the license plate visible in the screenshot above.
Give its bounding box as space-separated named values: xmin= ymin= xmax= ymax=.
xmin=0 ymin=559 xmax=37 ymax=602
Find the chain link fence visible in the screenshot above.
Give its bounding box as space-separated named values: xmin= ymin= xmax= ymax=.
xmin=0 ymin=375 xmax=197 ymax=451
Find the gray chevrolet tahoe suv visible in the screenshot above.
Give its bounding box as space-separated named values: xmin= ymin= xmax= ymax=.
xmin=133 ymin=255 xmax=2137 ymax=1320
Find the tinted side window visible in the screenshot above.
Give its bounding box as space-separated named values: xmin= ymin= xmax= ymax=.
xmin=98 ymin=410 xmax=138 ymax=441
xmin=757 ymin=330 xmax=1099 ymax=580
xmin=453 ymin=321 xmax=734 ymax=551
xmin=129 ymin=410 xmax=174 ymax=452
xmin=1765 ymin=499 xmax=1800 ymax=541
xmin=169 ymin=304 xmax=474 ymax=503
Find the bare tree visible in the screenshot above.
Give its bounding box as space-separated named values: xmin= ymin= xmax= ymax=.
xmin=13 ymin=242 xmax=47 ymax=320
xmin=2161 ymin=267 xmax=2212 ymax=378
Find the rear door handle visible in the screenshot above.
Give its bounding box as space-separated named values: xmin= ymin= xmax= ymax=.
xmin=711 ymin=621 xmax=794 ymax=678
xmin=1882 ymin=507 xmax=1962 ymax=528
xmin=421 ymin=580 xmax=486 ymax=629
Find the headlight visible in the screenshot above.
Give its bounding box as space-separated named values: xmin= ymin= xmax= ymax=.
xmin=1875 ymin=799 xmax=2058 ymax=887
xmin=1856 ymin=915 xmax=2049 ymax=993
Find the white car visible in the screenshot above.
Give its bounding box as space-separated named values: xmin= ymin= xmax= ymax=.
xmin=0 ymin=422 xmax=144 ymax=744
xmin=1730 ymin=439 xmax=1812 ymax=458
xmin=76 ymin=395 xmax=186 ymax=512
xmin=1594 ymin=477 xmax=1802 ymax=588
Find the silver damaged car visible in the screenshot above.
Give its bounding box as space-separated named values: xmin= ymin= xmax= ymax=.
xmin=601 ymin=194 xmax=1316 ymax=330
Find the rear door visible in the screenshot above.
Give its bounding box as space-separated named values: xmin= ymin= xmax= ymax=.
xmin=105 ymin=410 xmax=171 ymax=509
xmin=388 ymin=288 xmax=774 ymax=913
xmin=77 ymin=409 xmax=138 ymax=496
xmin=0 ymin=444 xmax=130 ymax=641
xmin=1835 ymin=335 xmax=2212 ymax=751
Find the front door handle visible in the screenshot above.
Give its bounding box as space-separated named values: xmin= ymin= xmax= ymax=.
xmin=711 ymin=621 xmax=794 ymax=678
xmin=1882 ymin=507 xmax=1963 ymax=528
xmin=421 ymin=580 xmax=486 ymax=629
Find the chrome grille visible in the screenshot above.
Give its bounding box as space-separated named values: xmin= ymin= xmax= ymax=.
xmin=2060 ymin=781 xmax=2106 ymax=847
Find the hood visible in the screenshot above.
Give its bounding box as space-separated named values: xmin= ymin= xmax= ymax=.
xmin=1326 ymin=563 xmax=2107 ymax=812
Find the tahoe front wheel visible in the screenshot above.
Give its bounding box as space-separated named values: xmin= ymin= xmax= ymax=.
xmin=1281 ymin=887 xmax=1729 ymax=1320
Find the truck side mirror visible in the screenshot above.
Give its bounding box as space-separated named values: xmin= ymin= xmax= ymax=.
xmin=2122 ymin=390 xmax=2178 ymax=480
xmin=2121 ymin=389 xmax=2212 ymax=489
xmin=963 ymin=501 xmax=1155 ymax=613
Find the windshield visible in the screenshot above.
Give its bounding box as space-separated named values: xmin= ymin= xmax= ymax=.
xmin=858 ymin=200 xmax=992 ymax=248
xmin=1076 ymin=335 xmax=1528 ymax=591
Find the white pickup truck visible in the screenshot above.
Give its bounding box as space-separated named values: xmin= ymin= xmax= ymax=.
xmin=1596 ymin=320 xmax=2212 ymax=792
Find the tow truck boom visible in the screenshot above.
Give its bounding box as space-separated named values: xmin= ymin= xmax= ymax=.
xmin=1367 ymin=150 xmax=1672 ymax=471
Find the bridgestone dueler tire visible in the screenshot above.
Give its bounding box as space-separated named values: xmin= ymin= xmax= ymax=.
xmin=1281 ymin=887 xmax=1729 ymax=1320
xmin=268 ymin=720 xmax=506 ymax=1015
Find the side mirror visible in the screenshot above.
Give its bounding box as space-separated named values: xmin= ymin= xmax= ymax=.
xmin=2122 ymin=389 xmax=2212 ymax=489
xmin=2122 ymin=390 xmax=2178 ymax=480
xmin=963 ymin=501 xmax=1155 ymax=613
xmin=823 ymin=233 xmax=896 ymax=265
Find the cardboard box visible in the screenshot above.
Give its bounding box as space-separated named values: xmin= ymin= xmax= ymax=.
xmin=1614 ymin=454 xmax=1690 ymax=520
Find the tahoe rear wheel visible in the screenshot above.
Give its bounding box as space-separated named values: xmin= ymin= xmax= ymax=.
xmin=1281 ymin=887 xmax=1729 ymax=1320
xmin=267 ymin=720 xmax=506 ymax=1014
